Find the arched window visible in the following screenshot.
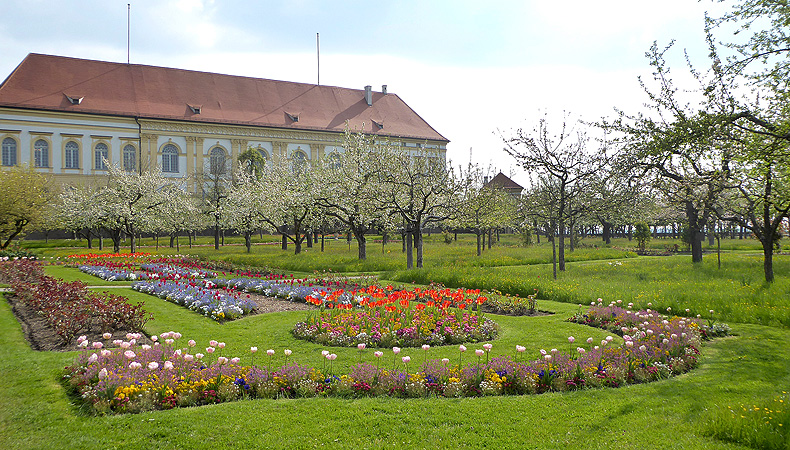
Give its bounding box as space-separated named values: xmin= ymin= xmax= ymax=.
xmin=1 ymin=137 xmax=17 ymax=166
xmin=123 ymin=144 xmax=136 ymax=172
xmin=94 ymin=143 xmax=109 ymax=170
xmin=327 ymin=152 xmax=341 ymax=170
xmin=292 ymin=150 xmax=307 ymax=175
xmin=258 ymin=149 xmax=269 ymax=162
xmin=34 ymin=139 xmax=48 ymax=167
xmin=162 ymin=144 xmax=179 ymax=173
xmin=209 ymin=146 xmax=226 ymax=175
xmin=65 ymin=141 xmax=79 ymax=169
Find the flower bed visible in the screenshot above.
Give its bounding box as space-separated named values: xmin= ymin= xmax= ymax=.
xmin=568 ymin=299 xmax=731 ymax=339
xmin=4 ymin=260 xmax=151 ymax=343
xmin=63 ymin=300 xmax=711 ymax=414
xmin=292 ymin=285 xmax=498 ymax=347
xmin=78 ymin=265 xmax=150 ymax=281
xmin=132 ymin=279 xmax=255 ymax=321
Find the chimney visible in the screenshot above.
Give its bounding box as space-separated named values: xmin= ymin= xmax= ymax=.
xmin=364 ymin=85 xmax=372 ymax=106
xmin=382 ymin=85 xmax=387 ymax=94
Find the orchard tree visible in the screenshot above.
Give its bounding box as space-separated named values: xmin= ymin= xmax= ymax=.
xmin=225 ymin=169 xmax=275 ymax=253
xmin=377 ymin=147 xmax=456 ymax=269
xmin=0 ymin=165 xmax=53 ymax=249
xmin=57 ymin=184 xmax=105 ymax=250
xmin=504 ymin=112 xmax=608 ymax=271
xmin=315 ymin=128 xmax=390 ymax=260
xmin=99 ymin=164 xmax=179 ymax=253
xmin=265 ymin=157 xmax=322 ymax=255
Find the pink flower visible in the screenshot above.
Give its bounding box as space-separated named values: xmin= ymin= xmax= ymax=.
xmin=100 ymin=349 xmax=111 ymax=357
xmin=516 ymin=345 xmax=526 ymax=353
xmin=544 ymin=354 xmax=552 ymax=361
xmin=441 ymin=358 xmax=450 ymax=364
xmin=577 ymin=347 xmax=585 ymax=354
xmin=165 ymin=339 xmax=174 ymax=345
xmin=92 ymin=342 xmax=103 ymax=349
xmin=402 ymin=356 xmax=411 ymax=363
xmin=124 ymin=350 xmax=136 ymax=359
xmin=322 ymin=350 xmax=329 ymax=357
xmin=568 ymin=336 xmax=575 ymax=344
xmin=421 ymin=344 xmax=430 ymax=351
xmin=184 ymin=354 xmax=194 ymax=362
xmin=586 ymin=337 xmax=593 ymax=344
xmin=475 ymin=349 xmax=484 ymax=357
xmin=374 ymin=351 xmax=383 ymax=358
xmin=148 ymin=362 xmax=159 ymax=370
xmin=206 ymin=347 xmax=215 ymax=354
xmin=98 ymin=368 xmax=108 ymax=379
xmin=540 ymin=349 xmax=547 ymax=356
xmin=195 ymin=353 xmax=204 ymax=360
xmin=217 ymin=342 xmax=226 ymax=349
xmin=482 ymin=343 xmax=492 ymax=352
xmin=327 ymin=353 xmax=337 ymax=361
xmin=141 ymin=344 xmax=152 ymax=350
xmin=250 ymin=347 xmax=258 ymax=353
xmin=128 ymin=362 xmax=141 ymax=370
xmin=188 ymin=339 xmax=196 ymax=347
xmin=459 ymin=345 xmax=467 ymax=352
xmin=173 ymin=332 xmax=182 ymax=339
xmin=231 ymin=357 xmax=240 ymax=364
xmin=639 ymin=345 xmax=647 ymax=352
xmin=606 ymin=336 xmax=614 ymax=342
xmin=217 ymin=356 xmax=228 ymax=365
xmin=625 ymin=341 xmax=634 ymax=348
xmin=550 ymin=348 xmax=558 ymax=354
xmin=78 ymin=340 xmax=89 ymax=348
xmin=163 ymin=361 xmax=174 ymax=370
xmin=392 ymin=347 xmax=401 ymax=355
xmin=209 ymin=340 xmax=218 ymax=347
xmin=120 ymin=341 xmax=131 ymax=349
xmin=88 ymin=353 xmax=98 ymax=363
xmin=266 ymin=349 xmax=275 ymax=356
xmin=77 ymin=335 xmax=87 ymax=343
xmin=284 ymin=349 xmax=292 ymax=356
xmin=358 ymin=343 xmax=366 ymax=350
xmin=102 ymin=332 xmax=112 ymax=340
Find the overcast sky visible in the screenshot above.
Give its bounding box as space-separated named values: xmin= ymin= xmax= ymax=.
xmin=0 ymin=0 xmax=732 ymax=185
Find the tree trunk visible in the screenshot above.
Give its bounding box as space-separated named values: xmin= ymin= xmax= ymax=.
xmin=130 ymin=233 xmax=137 ymax=254
xmin=405 ymin=228 xmax=413 ymax=269
xmin=111 ymin=230 xmax=121 ymax=254
xmin=416 ymin=228 xmax=424 ymax=269
xmin=558 ymin=219 xmax=566 ymax=271
xmin=551 ymin=221 xmax=557 ymax=280
xmin=602 ymin=221 xmax=612 ymax=244
xmin=487 ymin=229 xmax=492 ymax=250
xmin=355 ymin=231 xmax=367 ymax=260
xmin=282 ymin=231 xmax=288 ymax=250
xmin=245 ymin=231 xmax=252 ymax=253
xmin=214 ymin=225 xmax=220 ymax=250
xmin=306 ymin=231 xmax=313 ymax=248
xmin=170 ymin=234 xmax=175 ymax=248
xmin=321 ymin=234 xmax=325 ymax=252
xmin=476 ymin=233 xmax=482 ymax=256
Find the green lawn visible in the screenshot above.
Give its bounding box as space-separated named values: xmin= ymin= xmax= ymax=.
xmin=2 ymin=237 xmax=786 ymax=449
xmin=1 ymin=279 xmax=787 ymax=449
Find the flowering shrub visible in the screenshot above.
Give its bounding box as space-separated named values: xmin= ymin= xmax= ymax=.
xmin=132 ymin=279 xmax=255 ymax=321
xmin=64 ymin=299 xmax=707 ymax=414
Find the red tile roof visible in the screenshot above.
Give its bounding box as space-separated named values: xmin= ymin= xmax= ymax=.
xmin=0 ymin=53 xmax=448 ymax=142
xmin=485 ymin=172 xmax=524 ymax=192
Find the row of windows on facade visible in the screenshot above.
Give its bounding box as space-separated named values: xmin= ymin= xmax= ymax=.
xmin=0 ymin=139 xmax=266 ymax=174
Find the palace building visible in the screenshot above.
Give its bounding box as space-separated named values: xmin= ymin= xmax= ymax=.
xmin=0 ymin=53 xmax=448 ymax=188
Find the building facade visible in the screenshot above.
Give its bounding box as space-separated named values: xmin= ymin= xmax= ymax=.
xmin=0 ymin=54 xmax=448 ymax=188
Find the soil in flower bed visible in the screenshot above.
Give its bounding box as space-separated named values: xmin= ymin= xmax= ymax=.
xmin=244 ymin=293 xmax=317 ymax=315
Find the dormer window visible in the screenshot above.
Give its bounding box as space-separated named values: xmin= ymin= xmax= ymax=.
xmin=286 ymin=112 xmax=299 ymax=122
xmin=372 ymin=120 xmax=384 ymax=130
xmin=64 ymin=94 xmax=83 ymax=105
xmin=188 ymin=104 xmax=202 ymax=114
